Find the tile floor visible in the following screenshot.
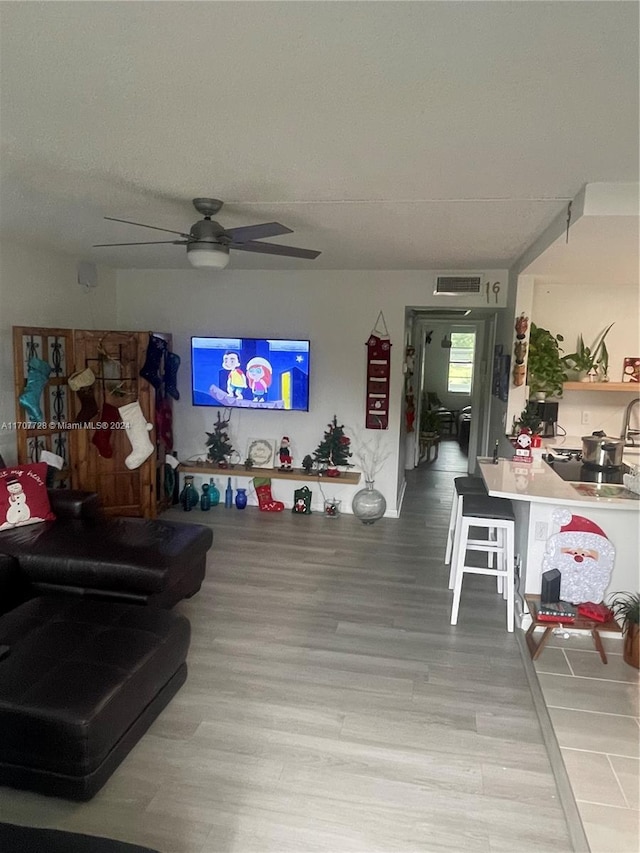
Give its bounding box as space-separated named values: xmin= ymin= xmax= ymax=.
xmin=532 ymin=628 xmax=640 ymax=853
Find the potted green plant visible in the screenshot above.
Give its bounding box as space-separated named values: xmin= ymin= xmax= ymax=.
xmin=512 ymin=401 xmax=542 ymax=436
xmin=526 ymin=324 xmax=566 ymax=400
xmin=562 ymin=323 xmax=614 ymax=381
xmin=608 ymin=592 xmax=639 ymax=669
xmin=420 ymin=408 xmax=440 ymax=436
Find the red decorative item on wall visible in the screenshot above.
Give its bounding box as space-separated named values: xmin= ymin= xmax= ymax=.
xmin=365 ymin=312 xmax=392 ymax=430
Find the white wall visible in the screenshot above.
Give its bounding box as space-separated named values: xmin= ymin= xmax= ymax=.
xmin=0 ymin=241 xmax=117 ymax=463
xmin=116 ymin=268 xmax=508 ymax=514
xmin=532 ymin=280 xmax=640 ymax=437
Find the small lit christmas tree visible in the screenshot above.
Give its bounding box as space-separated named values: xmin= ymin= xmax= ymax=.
xmin=205 ymin=411 xmax=234 ymax=463
xmin=313 ymin=415 xmax=352 ymax=473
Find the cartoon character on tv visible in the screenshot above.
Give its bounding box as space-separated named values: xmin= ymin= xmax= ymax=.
xmin=245 ymin=356 xmax=273 ymax=403
xmin=222 ymin=351 xmax=247 ymax=399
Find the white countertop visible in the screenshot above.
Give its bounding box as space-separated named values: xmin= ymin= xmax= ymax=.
xmin=478 ymin=457 xmax=640 ymax=510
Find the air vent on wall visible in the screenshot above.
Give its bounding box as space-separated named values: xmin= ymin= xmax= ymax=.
xmin=434 ymin=275 xmax=482 ymax=295
xmin=417 ymin=309 xmax=471 ymax=317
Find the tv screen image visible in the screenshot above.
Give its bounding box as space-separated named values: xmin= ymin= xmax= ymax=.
xmin=191 ymin=337 xmax=310 ymax=411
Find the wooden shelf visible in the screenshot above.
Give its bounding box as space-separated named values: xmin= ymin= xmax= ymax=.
xmin=178 ymin=462 xmax=362 ymax=485
xmin=563 ymin=382 xmax=640 ymax=393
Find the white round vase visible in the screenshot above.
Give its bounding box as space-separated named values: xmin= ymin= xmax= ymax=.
xmin=352 ymin=480 xmax=386 ymax=525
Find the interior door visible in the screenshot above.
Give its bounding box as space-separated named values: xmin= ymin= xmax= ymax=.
xmin=70 ymin=330 xmax=154 ymax=517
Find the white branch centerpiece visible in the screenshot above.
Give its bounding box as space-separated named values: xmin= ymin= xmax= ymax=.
xmin=348 ymin=424 xmax=391 ymax=524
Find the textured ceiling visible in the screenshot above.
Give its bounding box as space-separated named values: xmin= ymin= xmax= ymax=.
xmin=0 ymin=1 xmax=638 ymax=271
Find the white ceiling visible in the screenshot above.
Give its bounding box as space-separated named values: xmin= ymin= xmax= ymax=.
xmin=1 ymin=1 xmax=638 ymax=271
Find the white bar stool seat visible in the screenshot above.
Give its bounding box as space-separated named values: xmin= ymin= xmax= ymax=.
xmin=449 ymin=494 xmax=516 ymax=632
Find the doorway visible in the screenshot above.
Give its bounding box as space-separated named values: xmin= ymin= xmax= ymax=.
xmin=405 ymin=309 xmax=497 ymax=473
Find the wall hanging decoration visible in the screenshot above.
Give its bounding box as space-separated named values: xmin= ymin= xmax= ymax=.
xmin=365 ymin=312 xmax=392 ymax=430
xmin=512 ymin=312 xmax=529 ymax=387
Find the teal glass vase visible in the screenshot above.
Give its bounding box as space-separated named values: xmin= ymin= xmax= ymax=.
xmin=179 ymin=475 xmax=199 ymax=512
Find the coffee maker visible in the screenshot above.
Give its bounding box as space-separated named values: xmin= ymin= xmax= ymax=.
xmin=535 ymin=401 xmax=559 ymax=438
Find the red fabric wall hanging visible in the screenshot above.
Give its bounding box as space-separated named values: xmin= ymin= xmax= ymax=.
xmin=365 ymin=312 xmax=392 ymax=430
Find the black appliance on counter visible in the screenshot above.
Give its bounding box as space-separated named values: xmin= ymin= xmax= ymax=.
xmin=534 ymin=401 xmax=559 ymax=438
xmin=544 ymin=448 xmax=630 ymax=485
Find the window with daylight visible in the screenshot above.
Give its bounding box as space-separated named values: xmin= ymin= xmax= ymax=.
xmin=447 ymin=330 xmax=476 ymax=394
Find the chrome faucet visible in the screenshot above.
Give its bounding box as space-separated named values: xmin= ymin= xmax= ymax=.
xmin=621 ymin=397 xmax=640 ymax=446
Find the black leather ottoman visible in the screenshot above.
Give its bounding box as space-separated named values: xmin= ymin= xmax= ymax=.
xmin=0 ymin=515 xmax=213 ymax=608
xmin=0 ymin=596 xmax=190 ymax=800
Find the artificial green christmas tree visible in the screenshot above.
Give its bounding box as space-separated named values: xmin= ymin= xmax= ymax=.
xmin=205 ymin=411 xmax=234 ymax=463
xmin=313 ymin=415 xmax=352 ymax=473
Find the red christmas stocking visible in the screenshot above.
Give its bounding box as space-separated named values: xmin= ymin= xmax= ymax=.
xmin=253 ymin=478 xmax=284 ymax=512
xmin=91 ymin=403 xmax=121 ymax=458
xmin=155 ymin=394 xmax=174 ymax=450
xmin=74 ymin=386 xmax=99 ymax=424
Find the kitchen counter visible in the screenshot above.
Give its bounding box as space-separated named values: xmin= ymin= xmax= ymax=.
xmin=478 ymin=457 xmax=639 ymax=510
xmin=477 ymin=454 xmax=640 ymax=606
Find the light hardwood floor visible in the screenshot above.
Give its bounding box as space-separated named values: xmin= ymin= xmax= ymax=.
xmin=0 ymin=443 xmax=576 ymax=853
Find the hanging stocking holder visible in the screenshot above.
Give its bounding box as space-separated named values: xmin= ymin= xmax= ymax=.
xmin=365 ymin=312 xmax=392 ymax=430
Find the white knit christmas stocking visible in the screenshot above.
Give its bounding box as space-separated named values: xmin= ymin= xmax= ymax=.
xmin=119 ymin=401 xmax=154 ymax=470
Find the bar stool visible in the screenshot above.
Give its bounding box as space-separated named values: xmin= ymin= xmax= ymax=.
xmin=449 ymin=494 xmax=515 ymax=632
xmin=444 ymin=476 xmax=487 ymax=571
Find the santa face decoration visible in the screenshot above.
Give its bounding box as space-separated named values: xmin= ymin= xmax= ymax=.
xmin=541 ymin=510 xmax=616 ymax=604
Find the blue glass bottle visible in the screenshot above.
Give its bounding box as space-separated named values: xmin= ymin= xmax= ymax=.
xmin=209 ymin=478 xmax=220 ymax=507
xmin=224 ymin=477 xmax=233 ymax=508
xmin=200 ymin=483 xmax=211 ymax=511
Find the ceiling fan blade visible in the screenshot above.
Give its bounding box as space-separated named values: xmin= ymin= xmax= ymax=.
xmin=231 ymin=240 xmax=321 ymax=259
xmin=104 ymin=216 xmax=190 ymax=238
xmin=222 ymin=222 xmax=293 ymax=243
xmin=93 ymin=240 xmax=188 ymax=247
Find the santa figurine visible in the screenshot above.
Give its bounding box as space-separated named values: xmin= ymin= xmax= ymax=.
xmin=541 ymin=510 xmax=616 ymax=604
xmin=278 ymin=436 xmax=292 ymax=471
xmin=512 ymin=428 xmax=533 ymax=463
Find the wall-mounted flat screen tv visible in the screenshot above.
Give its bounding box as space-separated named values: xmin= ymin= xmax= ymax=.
xmin=191 ymin=337 xmax=310 ymax=411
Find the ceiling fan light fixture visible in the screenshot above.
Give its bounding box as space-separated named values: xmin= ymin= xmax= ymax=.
xmin=186 ymin=243 xmax=230 ymax=269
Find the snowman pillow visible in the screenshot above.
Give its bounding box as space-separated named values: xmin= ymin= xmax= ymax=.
xmin=0 ymin=463 xmax=55 ymax=532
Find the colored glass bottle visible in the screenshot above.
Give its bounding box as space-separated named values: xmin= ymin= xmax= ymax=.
xmin=235 ymin=487 xmax=248 ymax=510
xmin=180 ymin=475 xmax=199 ymax=512
xmin=224 ymin=477 xmax=233 ymax=508
xmin=200 ymin=482 xmax=211 ymax=511
xmin=209 ymin=477 xmax=220 ymax=507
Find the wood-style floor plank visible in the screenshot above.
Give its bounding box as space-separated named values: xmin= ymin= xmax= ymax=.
xmin=0 ymin=442 xmax=574 ymax=852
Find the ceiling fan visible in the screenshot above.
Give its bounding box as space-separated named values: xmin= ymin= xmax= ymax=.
xmin=93 ymin=198 xmax=321 ymax=269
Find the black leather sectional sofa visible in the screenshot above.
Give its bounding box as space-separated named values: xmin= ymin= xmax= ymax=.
xmin=0 ymin=488 xmax=213 ymax=800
